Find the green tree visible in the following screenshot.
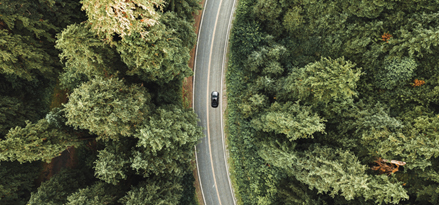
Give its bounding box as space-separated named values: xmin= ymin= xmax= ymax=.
xmin=80 ymin=0 xmax=165 ymax=41
xmin=27 ymin=168 xmax=89 ymax=205
xmin=117 ymin=12 xmax=195 ymax=83
xmin=259 ymin=142 xmax=409 ymax=204
xmin=0 ymin=96 xmax=38 ymax=137
xmin=55 ymin=23 xmax=120 ymax=90
xmin=64 ymin=77 xmax=151 ymax=141
xmin=280 ymin=57 xmax=363 ymax=104
xmin=375 ymin=56 xmax=417 ymax=90
xmin=0 ymin=161 xmax=40 ymax=205
xmin=65 ymin=181 xmax=118 ymax=205
xmin=0 ymin=119 xmax=79 ymax=163
xmin=251 ymin=101 xmax=326 ymax=141
xmin=93 ymin=140 xmax=131 ymax=185
xmin=118 ymin=178 xmax=183 ymax=205
xmin=130 ymin=104 xmax=203 ymax=177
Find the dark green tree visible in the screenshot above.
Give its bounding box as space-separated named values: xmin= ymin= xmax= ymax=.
xmin=0 ymin=161 xmax=40 ymax=205
xmin=27 ymin=168 xmax=89 ymax=205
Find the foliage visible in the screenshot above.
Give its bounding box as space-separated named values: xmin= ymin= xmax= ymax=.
xmin=93 ymin=140 xmax=131 ymax=185
xmin=227 ymin=0 xmax=439 ymax=204
xmin=27 ymin=168 xmax=89 ymax=205
xmin=80 ymin=0 xmax=165 ymax=41
xmin=0 ymin=161 xmax=40 ymax=205
xmin=65 ymin=181 xmax=118 ymax=205
xmin=55 ymin=23 xmax=120 ymax=90
xmin=116 ymin=12 xmax=195 ymax=84
xmin=0 ymin=119 xmax=79 ymax=163
xmin=251 ymin=101 xmax=326 ymax=141
xmin=0 ymin=96 xmax=38 ymax=137
xmin=64 ymin=77 xmax=151 ymax=141
xmin=118 ymin=178 xmax=183 ymax=205
xmin=130 ymin=104 xmax=203 ymax=177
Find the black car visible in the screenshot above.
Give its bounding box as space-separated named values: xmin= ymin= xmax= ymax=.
xmin=211 ymin=91 xmax=219 ymax=108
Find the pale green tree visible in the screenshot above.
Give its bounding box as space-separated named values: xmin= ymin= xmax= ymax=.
xmin=0 ymin=119 xmax=79 ymax=163
xmin=81 ymin=0 xmax=165 ymax=41
xmin=130 ymin=104 xmax=203 ymax=177
xmin=64 ymin=77 xmax=151 ymax=141
xmin=118 ymin=179 xmax=182 ymax=205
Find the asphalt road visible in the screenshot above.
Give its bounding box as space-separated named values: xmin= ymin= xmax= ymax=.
xmin=193 ymin=0 xmax=236 ymax=204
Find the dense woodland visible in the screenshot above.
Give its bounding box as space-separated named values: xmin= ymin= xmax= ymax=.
xmin=0 ymin=0 xmax=202 ymax=204
xmin=227 ymin=0 xmax=439 ymax=204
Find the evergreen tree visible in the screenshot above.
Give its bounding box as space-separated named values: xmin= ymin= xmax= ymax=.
xmin=0 ymin=96 xmax=38 ymax=137
xmin=117 ymin=12 xmax=195 ymax=83
xmin=0 ymin=161 xmax=40 ymax=205
xmin=65 ymin=181 xmax=119 ymax=205
xmin=130 ymin=104 xmax=203 ymax=177
xmin=64 ymin=77 xmax=151 ymax=141
xmin=118 ymin=178 xmax=183 ymax=205
xmin=55 ymin=23 xmax=120 ymax=90
xmin=251 ymin=101 xmax=326 ymax=141
xmin=0 ymin=119 xmax=79 ymax=163
xmin=280 ymin=57 xmax=363 ymax=104
xmin=80 ymin=0 xmax=165 ymax=41
xmin=259 ymin=142 xmax=409 ymax=204
xmin=93 ymin=140 xmax=131 ymax=185
xmin=27 ymin=168 xmax=89 ymax=205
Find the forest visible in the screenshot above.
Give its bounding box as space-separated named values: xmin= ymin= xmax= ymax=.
xmin=0 ymin=0 xmax=203 ymax=204
xmin=227 ymin=0 xmax=439 ymax=204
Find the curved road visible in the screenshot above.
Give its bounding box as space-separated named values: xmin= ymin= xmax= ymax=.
xmin=193 ymin=0 xmax=236 ymax=204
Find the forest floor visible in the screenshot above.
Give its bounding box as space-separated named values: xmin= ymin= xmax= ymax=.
xmin=186 ymin=1 xmax=206 ymax=204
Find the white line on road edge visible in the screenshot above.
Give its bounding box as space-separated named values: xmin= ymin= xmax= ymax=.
xmin=193 ymin=0 xmax=209 ymax=204
xmin=220 ymin=0 xmax=237 ymax=203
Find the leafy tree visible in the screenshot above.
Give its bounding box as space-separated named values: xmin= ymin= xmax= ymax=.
xmin=0 ymin=119 xmax=79 ymax=163
xmin=130 ymin=104 xmax=203 ymax=177
xmin=0 ymin=161 xmax=40 ymax=205
xmin=64 ymin=77 xmax=151 ymax=141
xmin=81 ymin=0 xmax=165 ymax=41
xmin=118 ymin=178 xmax=183 ymax=205
xmin=251 ymin=101 xmax=326 ymax=141
xmin=27 ymin=168 xmax=89 ymax=205
xmin=65 ymin=181 xmax=118 ymax=205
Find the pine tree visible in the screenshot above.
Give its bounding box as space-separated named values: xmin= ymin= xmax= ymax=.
xmin=259 ymin=142 xmax=409 ymax=204
xmin=0 ymin=119 xmax=79 ymax=163
xmin=0 ymin=96 xmax=38 ymax=137
xmin=80 ymin=0 xmax=165 ymax=41
xmin=65 ymin=181 xmax=118 ymax=205
xmin=63 ymin=77 xmax=151 ymax=141
xmin=93 ymin=140 xmax=131 ymax=185
xmin=118 ymin=178 xmax=183 ymax=205
xmin=55 ymin=23 xmax=120 ymax=90
xmin=130 ymin=104 xmax=203 ymax=177
xmin=251 ymin=101 xmax=326 ymax=141
xmin=117 ymin=12 xmax=195 ymax=83
xmin=27 ymin=168 xmax=89 ymax=205
xmin=0 ymin=161 xmax=40 ymax=205
xmin=281 ymin=57 xmax=363 ymax=104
